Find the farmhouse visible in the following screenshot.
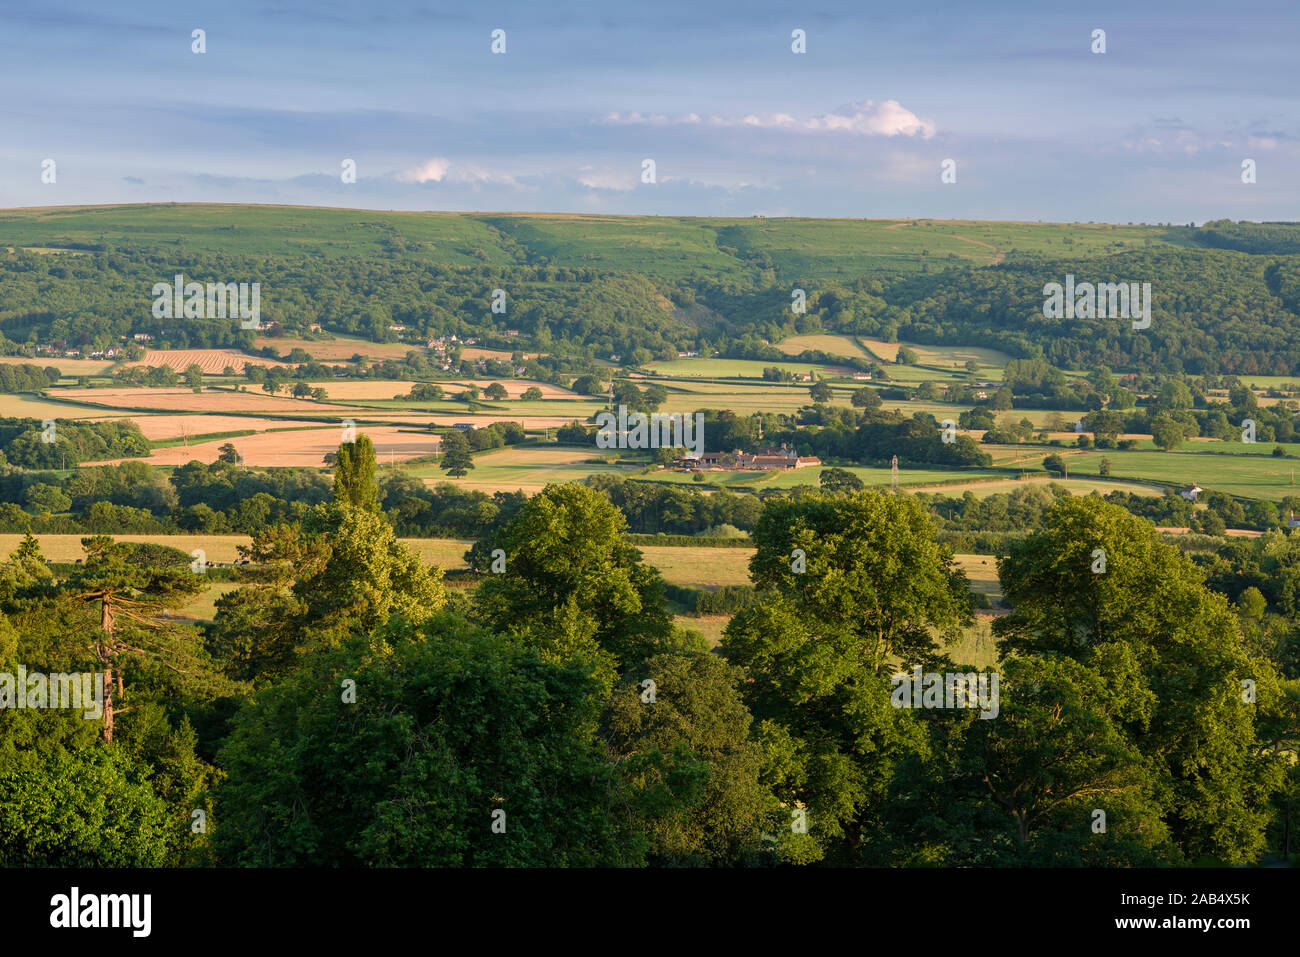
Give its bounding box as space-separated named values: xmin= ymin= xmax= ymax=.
xmin=676 ymin=444 xmax=821 ymax=471
xmin=1179 ymin=483 xmax=1203 ymax=502
xmin=852 ymin=372 xmax=873 ymax=381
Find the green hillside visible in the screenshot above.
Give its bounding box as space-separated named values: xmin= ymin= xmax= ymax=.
xmin=0 ymin=204 xmax=1182 ymax=281
xmin=4 ymin=205 xmax=1299 ymax=377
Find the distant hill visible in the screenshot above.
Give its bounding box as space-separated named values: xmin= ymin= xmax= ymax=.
xmin=0 ymin=205 xmax=1181 ymax=280
xmin=2 ymin=204 xmax=1299 ymax=376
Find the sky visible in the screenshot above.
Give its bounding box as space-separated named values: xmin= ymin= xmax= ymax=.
xmin=0 ymin=0 xmax=1296 ymax=222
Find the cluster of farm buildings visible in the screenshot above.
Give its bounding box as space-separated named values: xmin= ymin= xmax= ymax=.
xmin=673 ymin=443 xmax=822 ymax=472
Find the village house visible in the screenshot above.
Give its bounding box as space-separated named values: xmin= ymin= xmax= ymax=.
xmin=1180 ymin=483 xmax=1203 ymax=502
xmin=852 ymin=372 xmax=873 ymax=381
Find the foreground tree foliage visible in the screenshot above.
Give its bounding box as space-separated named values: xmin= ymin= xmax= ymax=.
xmin=0 ymin=538 xmax=218 ymax=866
xmin=877 ymin=654 xmax=1174 ymax=866
xmin=603 ymin=651 xmax=787 ymax=866
xmin=995 ymin=496 xmax=1288 ymax=864
xmin=207 ymin=443 xmax=446 ymax=684
xmin=215 ymin=613 xmax=653 ymax=866
xmin=741 ymin=490 xmax=972 ymax=672
xmin=724 ymin=490 xmax=969 ymax=863
xmin=474 ymin=483 xmax=678 ymax=686
xmin=2 ymin=431 xmax=1296 ymax=867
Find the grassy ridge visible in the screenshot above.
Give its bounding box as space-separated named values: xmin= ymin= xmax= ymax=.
xmin=0 ymin=205 xmax=1184 ymax=283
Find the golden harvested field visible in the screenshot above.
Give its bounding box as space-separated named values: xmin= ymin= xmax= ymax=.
xmin=69 ymin=387 xmax=360 ymax=415
xmin=859 ymin=338 xmax=1014 ymax=368
xmin=402 ymin=413 xmax=593 ymax=428
xmin=674 ymin=614 xmax=730 ymax=649
xmin=254 ymin=335 xmax=419 ymax=362
xmin=397 ymin=538 xmax=474 ymax=569
xmin=0 ymin=356 xmax=115 ymax=375
xmin=0 ymin=394 xmax=134 ymax=419
xmin=0 ymin=534 xmax=756 ymax=597
xmin=88 ymin=425 xmax=440 ymax=468
xmin=952 ymin=554 xmax=1001 ymax=597
xmin=297 ymin=380 xmax=436 ymax=400
xmin=454 ymin=379 xmax=580 ymax=399
xmin=776 ymin=334 xmax=874 ymax=360
xmin=0 ymin=533 xmax=252 ymax=564
xmin=79 ymin=414 xmax=331 ymax=441
xmin=125 ymin=349 xmax=290 ymax=374
xmin=858 ymin=338 xmax=902 ymax=362
xmin=413 ymin=446 xmax=634 ymax=493
xmin=638 ymin=545 xmax=754 ymax=588
xmin=301 ymin=379 xmax=580 ymax=401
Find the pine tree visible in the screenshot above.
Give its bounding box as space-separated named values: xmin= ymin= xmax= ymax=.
xmin=63 ymin=538 xmax=208 ymax=742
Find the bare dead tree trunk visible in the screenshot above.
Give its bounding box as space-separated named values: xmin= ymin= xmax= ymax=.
xmin=99 ymin=597 xmax=115 ymax=743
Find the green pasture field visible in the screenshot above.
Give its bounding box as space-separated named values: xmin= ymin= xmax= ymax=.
xmin=872 ymin=364 xmax=999 ymax=384
xmin=1236 ymin=375 xmax=1300 ymax=390
xmin=644 ymin=357 xmax=847 ymax=378
xmin=653 ymin=385 xmax=820 ymax=416
xmin=909 ymin=476 xmax=1164 ymax=498
xmin=944 ymin=614 xmax=1003 ymax=670
xmin=641 ymin=464 xmax=1003 ymax=490
xmin=1053 ymin=445 xmax=1300 ymax=500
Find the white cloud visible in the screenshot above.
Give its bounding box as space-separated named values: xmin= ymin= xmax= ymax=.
xmin=602 ymin=99 xmax=936 ymax=139
xmin=806 ymin=100 xmax=936 ymax=138
xmin=395 ymin=158 xmax=451 ymax=183
xmin=576 ymin=166 xmax=637 ymax=191
xmin=394 ymin=157 xmax=520 ymax=187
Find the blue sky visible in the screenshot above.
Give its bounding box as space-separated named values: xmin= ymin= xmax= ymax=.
xmin=1 ymin=0 xmax=1296 ymax=221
